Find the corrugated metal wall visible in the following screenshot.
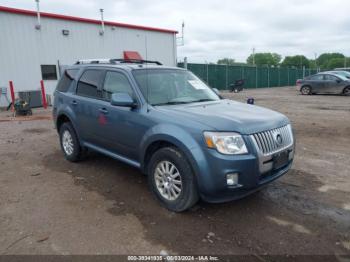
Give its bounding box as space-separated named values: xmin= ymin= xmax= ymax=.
xmin=0 ymin=12 xmax=177 ymax=106
xmin=178 ymin=63 xmax=319 ymax=90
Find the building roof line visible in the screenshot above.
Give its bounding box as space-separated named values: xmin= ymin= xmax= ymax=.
xmin=0 ymin=5 xmax=178 ymax=34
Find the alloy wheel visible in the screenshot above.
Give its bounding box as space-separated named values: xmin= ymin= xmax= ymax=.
xmin=62 ymin=130 xmax=74 ymax=156
xmin=154 ymin=161 xmax=182 ymax=201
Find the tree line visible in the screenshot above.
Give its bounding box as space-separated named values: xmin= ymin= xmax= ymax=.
xmin=217 ymin=53 xmax=350 ymax=69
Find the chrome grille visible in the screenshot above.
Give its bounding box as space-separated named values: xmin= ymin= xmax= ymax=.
xmin=251 ymin=125 xmax=293 ymax=155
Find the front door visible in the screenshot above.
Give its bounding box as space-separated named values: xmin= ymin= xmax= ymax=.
xmin=324 ymin=74 xmax=344 ymax=94
xmin=95 ymin=70 xmax=147 ymax=161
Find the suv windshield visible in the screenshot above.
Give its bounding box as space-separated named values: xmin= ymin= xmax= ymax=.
xmin=132 ymin=69 xmax=220 ymax=106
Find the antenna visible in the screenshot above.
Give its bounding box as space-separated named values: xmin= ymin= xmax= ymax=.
xmin=145 ymin=35 xmax=150 ymax=112
xmin=176 ymin=21 xmax=185 ymax=46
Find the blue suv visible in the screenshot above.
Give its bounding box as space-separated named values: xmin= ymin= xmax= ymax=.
xmin=53 ymin=59 xmax=295 ymax=212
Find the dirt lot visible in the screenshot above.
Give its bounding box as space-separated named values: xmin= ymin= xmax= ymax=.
xmin=0 ymin=87 xmax=349 ymax=257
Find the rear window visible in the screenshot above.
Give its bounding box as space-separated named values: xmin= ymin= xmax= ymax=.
xmin=56 ymin=69 xmax=79 ymax=93
xmin=76 ymin=69 xmax=105 ymax=98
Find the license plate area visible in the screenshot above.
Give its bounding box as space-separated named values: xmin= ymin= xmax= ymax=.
xmin=273 ymin=151 xmax=289 ymax=170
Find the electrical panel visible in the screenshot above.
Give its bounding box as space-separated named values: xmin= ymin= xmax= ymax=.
xmin=0 ymin=87 xmax=7 ymax=94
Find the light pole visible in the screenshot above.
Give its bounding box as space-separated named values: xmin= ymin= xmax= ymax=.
xmin=314 ymin=53 xmax=318 ymax=72
xmin=252 ymin=47 xmax=256 ymax=65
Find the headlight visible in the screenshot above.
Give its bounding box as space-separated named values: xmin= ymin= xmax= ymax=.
xmin=204 ymin=132 xmax=248 ymax=155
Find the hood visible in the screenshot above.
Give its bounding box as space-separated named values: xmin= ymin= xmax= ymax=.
xmin=156 ymin=100 xmax=290 ymax=135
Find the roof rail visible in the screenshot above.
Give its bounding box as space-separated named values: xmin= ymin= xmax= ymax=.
xmin=110 ymin=59 xmax=162 ymax=65
xmin=75 ymin=58 xmax=163 ymax=65
xmin=75 ymin=59 xmax=111 ymax=65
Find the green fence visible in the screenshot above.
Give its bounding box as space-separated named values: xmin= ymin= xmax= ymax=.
xmin=177 ymin=63 xmax=319 ymax=90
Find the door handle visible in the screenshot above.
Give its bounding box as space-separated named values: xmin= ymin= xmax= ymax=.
xmin=71 ymin=100 xmax=78 ymax=106
xmin=99 ymin=108 xmax=109 ymax=115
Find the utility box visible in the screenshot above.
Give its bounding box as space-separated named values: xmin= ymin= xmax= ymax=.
xmin=18 ymin=90 xmax=43 ymax=108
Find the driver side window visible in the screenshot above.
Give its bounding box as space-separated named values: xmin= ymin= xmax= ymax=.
xmin=102 ymin=71 xmax=134 ymax=101
xmin=324 ymin=75 xmax=338 ymax=81
xmin=310 ymin=75 xmax=324 ymax=81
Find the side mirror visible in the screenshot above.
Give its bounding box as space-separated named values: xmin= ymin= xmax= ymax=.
xmin=111 ymin=93 xmax=137 ymax=108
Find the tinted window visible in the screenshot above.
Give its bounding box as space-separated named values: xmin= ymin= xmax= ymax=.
xmin=310 ymin=75 xmax=324 ymax=81
xmin=324 ymin=75 xmax=339 ymax=81
xmin=102 ymin=71 xmax=134 ymax=100
xmin=56 ymin=69 xmax=79 ymax=93
xmin=77 ymin=70 xmax=104 ymax=98
xmin=41 ymin=65 xmax=58 ymax=80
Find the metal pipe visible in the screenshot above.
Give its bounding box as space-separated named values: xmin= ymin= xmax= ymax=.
xmin=9 ymin=81 xmax=15 ymax=112
xmin=99 ymin=9 xmax=105 ymax=35
xmin=35 ymin=0 xmax=41 ymax=30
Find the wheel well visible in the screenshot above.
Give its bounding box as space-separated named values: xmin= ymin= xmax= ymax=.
xmin=301 ymin=85 xmax=311 ymax=89
xmin=56 ymin=114 xmax=71 ymax=132
xmin=143 ymin=141 xmax=178 ymax=173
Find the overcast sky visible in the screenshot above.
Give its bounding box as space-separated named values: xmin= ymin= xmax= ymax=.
xmin=1 ymin=0 xmax=349 ymax=63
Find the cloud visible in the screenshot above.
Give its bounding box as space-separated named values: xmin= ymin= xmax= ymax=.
xmin=1 ymin=0 xmax=350 ymax=63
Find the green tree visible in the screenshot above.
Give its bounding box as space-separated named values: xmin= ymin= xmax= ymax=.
xmin=317 ymin=53 xmax=345 ymax=69
xmin=282 ymin=55 xmax=310 ymax=68
xmin=326 ymin=58 xmax=348 ymax=69
xmin=247 ymin=52 xmax=282 ymax=66
xmin=217 ymin=58 xmax=236 ymax=65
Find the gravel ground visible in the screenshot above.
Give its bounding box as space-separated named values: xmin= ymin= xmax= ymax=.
xmin=0 ymin=87 xmax=349 ymax=257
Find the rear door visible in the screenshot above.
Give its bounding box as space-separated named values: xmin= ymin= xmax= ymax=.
xmin=73 ymin=68 xmax=106 ymax=145
xmin=323 ymin=74 xmax=344 ymax=94
xmin=308 ymin=74 xmax=325 ymax=93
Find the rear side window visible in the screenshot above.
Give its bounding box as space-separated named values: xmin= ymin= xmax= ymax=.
xmin=77 ymin=70 xmax=105 ymax=98
xmin=310 ymin=75 xmax=324 ymax=81
xmin=102 ymin=71 xmax=134 ymax=100
xmin=56 ymin=69 xmax=79 ymax=93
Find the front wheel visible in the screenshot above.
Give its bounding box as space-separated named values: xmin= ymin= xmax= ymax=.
xmin=148 ymin=147 xmax=199 ymax=212
xmin=343 ymin=86 xmax=350 ymax=96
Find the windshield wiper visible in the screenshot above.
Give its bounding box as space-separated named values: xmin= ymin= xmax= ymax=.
xmin=152 ymin=101 xmax=193 ymax=106
xmin=189 ymin=99 xmax=217 ymax=103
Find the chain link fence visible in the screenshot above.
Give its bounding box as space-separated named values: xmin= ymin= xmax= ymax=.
xmin=178 ymin=63 xmax=319 ymax=90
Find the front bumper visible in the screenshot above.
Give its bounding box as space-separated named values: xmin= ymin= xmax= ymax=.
xmin=196 ymin=135 xmax=295 ymax=203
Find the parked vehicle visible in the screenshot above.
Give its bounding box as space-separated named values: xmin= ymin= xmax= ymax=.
xmin=296 ymin=73 xmax=350 ymax=95
xmin=53 ymin=59 xmax=295 ymax=212
xmin=321 ymin=71 xmax=350 ymax=79
xmin=229 ymin=79 xmax=245 ymax=93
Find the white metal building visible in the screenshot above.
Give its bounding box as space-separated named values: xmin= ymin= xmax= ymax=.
xmin=0 ymin=5 xmax=178 ymax=107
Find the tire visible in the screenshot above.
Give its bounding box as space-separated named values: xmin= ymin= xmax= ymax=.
xmin=343 ymin=86 xmax=350 ymax=96
xmin=59 ymin=122 xmax=84 ymax=162
xmin=300 ymin=86 xmax=312 ymax=95
xmin=148 ymin=147 xmax=199 ymax=212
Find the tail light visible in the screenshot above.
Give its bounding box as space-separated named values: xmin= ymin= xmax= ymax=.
xmin=296 ymin=79 xmax=302 ymax=85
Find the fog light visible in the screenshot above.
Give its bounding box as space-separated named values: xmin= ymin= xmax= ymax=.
xmin=226 ymin=173 xmax=239 ymax=186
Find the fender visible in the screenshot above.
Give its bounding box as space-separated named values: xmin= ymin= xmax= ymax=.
xmin=139 ymin=123 xmax=208 ymax=179
xmin=56 ymin=106 xmax=82 ymax=143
